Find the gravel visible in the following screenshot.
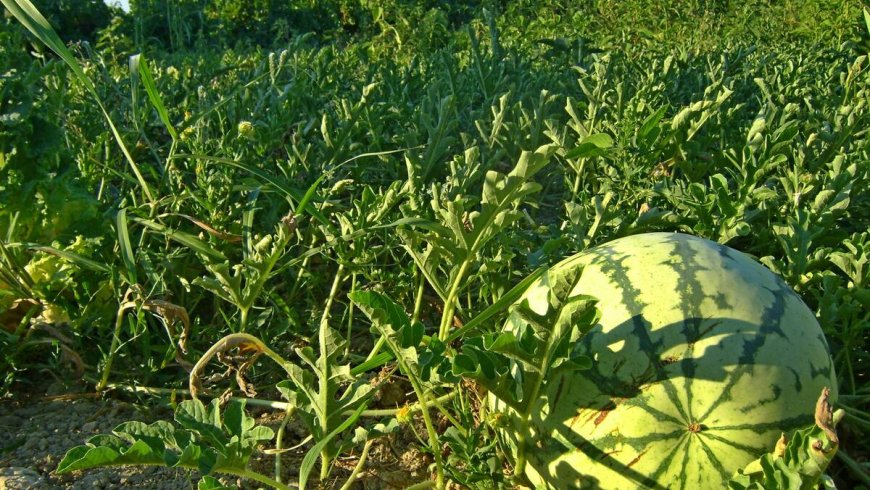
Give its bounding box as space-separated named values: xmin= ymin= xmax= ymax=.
xmin=0 ymin=391 xmax=203 ymax=489
xmin=0 ymin=384 xmax=425 ymax=489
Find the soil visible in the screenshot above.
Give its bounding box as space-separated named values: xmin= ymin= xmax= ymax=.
xmin=0 ymin=381 xmax=429 ymax=490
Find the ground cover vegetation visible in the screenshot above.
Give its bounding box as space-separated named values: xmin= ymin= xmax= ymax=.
xmin=1 ymin=0 xmax=869 ymax=488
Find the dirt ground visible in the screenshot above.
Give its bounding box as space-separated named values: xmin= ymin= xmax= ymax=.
xmin=0 ymin=381 xmax=429 ymax=489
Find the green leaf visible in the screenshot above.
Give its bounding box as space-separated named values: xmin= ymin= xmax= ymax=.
xmin=298 ymin=403 xmax=367 ymax=490
xmin=136 ymin=218 xmax=227 ymax=261
xmin=198 ymin=475 xmax=237 ymax=490
xmin=400 ymin=230 xmax=449 ymax=301
xmin=223 ymin=400 xmax=252 ymax=440
xmin=400 ymin=145 xmax=554 ymax=330
xmin=218 ymin=399 xmax=274 ymax=470
xmin=418 ymin=336 xmax=458 ymax=384
xmin=275 ymin=299 xmax=373 ymax=474
xmin=116 ymin=209 xmax=137 ymax=284
xmin=242 ymin=188 xmax=260 ymax=261
xmin=350 ymin=288 xmax=451 ymax=398
xmin=58 ymin=398 xmax=274 ymax=478
xmin=113 ymin=420 xmax=176 ymax=454
xmin=352 ymin=418 xmax=401 ymax=445
xmin=175 ymin=399 xmax=228 ymax=449
xmin=564 ymin=133 xmax=614 ymax=159
xmin=130 ymin=54 xmax=178 ymax=140
xmin=729 ymin=389 xmax=841 ymax=490
xmin=637 ymin=105 xmax=668 ymax=147
xmin=1 ymin=0 xmax=154 ymax=202
xmin=56 ymin=438 xmax=163 ymax=473
xmin=453 ymin=335 xmax=519 ymax=408
xmin=172 ymin=153 xmax=330 ymax=228
xmin=455 ymin=263 xmax=598 ymax=414
xmin=192 ymin=274 xmax=237 ymax=305
xmin=296 ymin=174 xmax=327 ymax=223
xmin=349 ymin=290 xmax=420 ymax=372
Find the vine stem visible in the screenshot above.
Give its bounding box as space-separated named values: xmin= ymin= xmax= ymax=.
xmin=513 ymin=365 xmax=550 ymax=478
xmin=411 ymin=265 xmax=425 ymax=324
xmin=103 ymin=385 xmax=458 ymax=418
xmin=338 ymin=439 xmax=374 ymax=490
xmin=512 ymin=293 xmax=575 ymax=481
xmin=438 ymin=258 xmax=472 ymax=341
xmin=404 ymin=481 xmax=437 ymax=490
xmin=96 ymin=294 xmax=137 ymax=392
xmin=231 ymin=467 xmax=296 ymax=490
xmin=96 ymin=462 xmax=296 ymax=490
xmin=239 ymin=305 xmax=250 ymax=333
xmin=407 ymin=375 xmax=445 ymax=489
xmin=319 ymin=262 xmax=346 ymax=481
xmin=274 ymin=404 xmax=296 ymax=484
xmin=345 ymin=272 xmax=357 ymax=358
xmin=187 ymin=333 xmax=296 ymax=398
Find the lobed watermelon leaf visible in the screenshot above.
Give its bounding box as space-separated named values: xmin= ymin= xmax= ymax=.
xmin=729 ymin=388 xmax=842 ymax=490
xmin=57 ymin=399 xmax=273 ymax=477
xmin=453 ymin=264 xmax=598 ymax=413
xmin=397 ymin=145 xmax=555 ymax=341
xmin=454 ymin=263 xmax=598 ymax=482
xmin=349 ymin=289 xmax=459 ymax=486
xmin=275 ymin=322 xmax=373 ymax=467
xmin=56 ymin=438 xmax=163 ymax=473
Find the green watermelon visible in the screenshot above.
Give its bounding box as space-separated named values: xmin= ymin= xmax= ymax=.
xmin=491 ymin=232 xmax=837 ymax=489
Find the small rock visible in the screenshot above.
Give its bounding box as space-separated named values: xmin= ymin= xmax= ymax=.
xmin=81 ymin=421 xmax=97 ymax=433
xmin=23 ymin=437 xmax=39 ymax=451
xmin=0 ymin=466 xmax=44 ymax=489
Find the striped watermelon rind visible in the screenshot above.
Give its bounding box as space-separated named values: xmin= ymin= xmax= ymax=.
xmin=490 ymin=232 xmax=837 ymax=489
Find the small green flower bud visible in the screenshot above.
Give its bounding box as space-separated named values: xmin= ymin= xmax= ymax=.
xmin=237 ymin=120 xmax=255 ymax=138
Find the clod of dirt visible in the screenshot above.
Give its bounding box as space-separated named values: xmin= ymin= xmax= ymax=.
xmin=0 ymin=466 xmax=44 ymax=489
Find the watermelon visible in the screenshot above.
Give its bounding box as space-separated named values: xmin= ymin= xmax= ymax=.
xmin=490 ymin=232 xmax=837 ymax=489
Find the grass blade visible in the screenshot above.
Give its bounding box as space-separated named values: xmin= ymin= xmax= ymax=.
xmin=26 ymin=245 xmax=110 ymax=274
xmin=296 ymin=174 xmax=326 ymax=220
xmin=282 ymin=217 xmax=430 ymax=270
xmin=242 ymin=188 xmax=260 ymax=260
xmin=168 ymin=214 xmax=241 ymax=243
xmin=128 ymin=52 xmax=141 ymax=131
xmin=135 ymin=218 xmax=227 ymax=261
xmin=116 ymin=209 xmax=138 ymax=284
xmin=447 ymin=266 xmax=546 ymax=343
xmin=350 ymin=352 xmax=393 ymax=376
xmin=130 ymin=54 xmax=178 ymax=140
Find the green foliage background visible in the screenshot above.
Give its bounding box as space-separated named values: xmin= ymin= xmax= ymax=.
xmin=1 ymin=0 xmax=868 ymax=487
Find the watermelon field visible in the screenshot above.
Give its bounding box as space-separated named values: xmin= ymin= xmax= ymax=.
xmin=1 ymin=0 xmax=869 ymax=488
